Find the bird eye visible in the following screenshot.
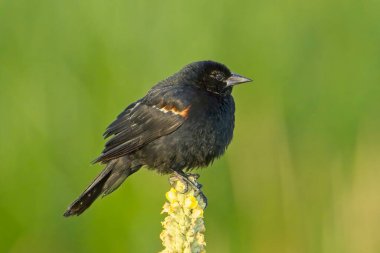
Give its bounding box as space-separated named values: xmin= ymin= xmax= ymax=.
xmin=210 ymin=72 xmax=225 ymax=82
xmin=216 ymin=73 xmax=224 ymax=81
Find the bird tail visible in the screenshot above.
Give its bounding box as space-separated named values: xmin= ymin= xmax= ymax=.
xmin=63 ymin=158 xmax=141 ymax=217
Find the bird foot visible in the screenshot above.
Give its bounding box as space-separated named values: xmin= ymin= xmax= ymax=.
xmin=169 ymin=171 xmax=208 ymax=208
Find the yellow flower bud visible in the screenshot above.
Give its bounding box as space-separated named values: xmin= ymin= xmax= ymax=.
xmin=165 ymin=188 xmax=177 ymax=203
xmin=185 ymin=195 xmax=198 ymax=209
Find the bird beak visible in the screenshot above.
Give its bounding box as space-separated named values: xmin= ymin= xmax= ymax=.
xmin=226 ymin=73 xmax=252 ymax=87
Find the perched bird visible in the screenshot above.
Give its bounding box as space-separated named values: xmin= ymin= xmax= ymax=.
xmin=64 ymin=60 xmax=252 ymax=217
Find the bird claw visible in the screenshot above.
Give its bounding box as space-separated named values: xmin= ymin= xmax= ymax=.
xmin=169 ymin=175 xmax=189 ymax=193
xmin=187 ymin=173 xmax=203 ymax=189
xmin=196 ymin=190 xmax=208 ymax=208
xmin=187 ymin=173 xmax=200 ymax=180
xmin=169 ymin=171 xmax=208 ymax=208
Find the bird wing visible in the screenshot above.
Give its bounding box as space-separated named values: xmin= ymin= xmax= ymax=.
xmin=93 ymin=95 xmax=191 ymax=164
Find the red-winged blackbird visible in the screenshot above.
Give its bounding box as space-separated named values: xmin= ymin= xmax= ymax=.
xmin=64 ymin=60 xmax=251 ymax=217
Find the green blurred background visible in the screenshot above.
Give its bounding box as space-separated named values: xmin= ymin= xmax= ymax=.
xmin=1 ymin=0 xmax=380 ymax=252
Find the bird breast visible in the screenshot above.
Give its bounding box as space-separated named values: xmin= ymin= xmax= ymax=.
xmin=143 ymin=94 xmax=235 ymax=172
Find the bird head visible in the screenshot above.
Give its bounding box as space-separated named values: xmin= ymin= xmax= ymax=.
xmin=180 ymin=61 xmax=252 ymax=95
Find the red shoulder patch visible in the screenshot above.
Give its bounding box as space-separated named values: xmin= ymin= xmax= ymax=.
xmin=159 ymin=105 xmax=191 ymax=118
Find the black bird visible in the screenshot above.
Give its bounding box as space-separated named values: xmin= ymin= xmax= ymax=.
xmin=64 ymin=60 xmax=252 ymax=217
